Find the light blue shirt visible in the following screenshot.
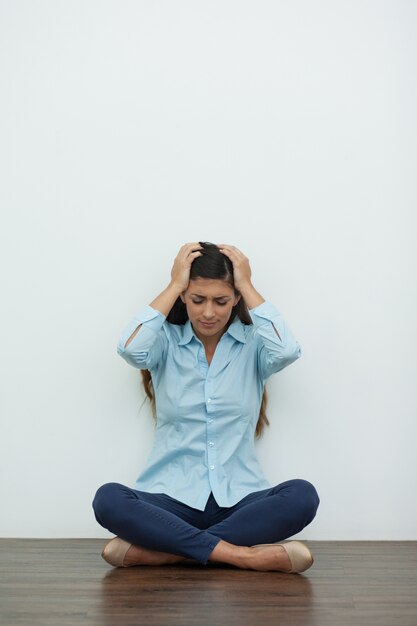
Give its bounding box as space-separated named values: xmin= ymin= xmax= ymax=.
xmin=116 ymin=300 xmax=301 ymax=510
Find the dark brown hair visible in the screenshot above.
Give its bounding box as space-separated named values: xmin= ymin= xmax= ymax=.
xmin=140 ymin=241 xmax=270 ymax=438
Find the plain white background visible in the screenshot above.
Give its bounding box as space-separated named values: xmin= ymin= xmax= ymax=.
xmin=1 ymin=1 xmax=416 ymax=540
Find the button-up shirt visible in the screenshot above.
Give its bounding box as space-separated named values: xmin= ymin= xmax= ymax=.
xmin=116 ymin=300 xmax=301 ymax=510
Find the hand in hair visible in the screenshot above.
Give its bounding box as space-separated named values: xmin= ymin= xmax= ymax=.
xmin=217 ymin=244 xmax=253 ymax=292
xmin=218 ymin=244 xmax=265 ymax=310
xmin=170 ymin=242 xmax=204 ymax=292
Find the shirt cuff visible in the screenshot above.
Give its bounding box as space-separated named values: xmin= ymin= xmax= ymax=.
xmin=249 ymin=301 xmax=283 ymax=328
xmin=131 ymin=305 xmax=166 ymax=333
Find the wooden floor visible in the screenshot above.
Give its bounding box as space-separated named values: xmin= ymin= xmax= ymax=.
xmin=1 ymin=540 xmax=416 ymax=626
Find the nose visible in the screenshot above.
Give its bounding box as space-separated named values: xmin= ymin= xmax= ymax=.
xmin=202 ymin=302 xmax=216 ymax=319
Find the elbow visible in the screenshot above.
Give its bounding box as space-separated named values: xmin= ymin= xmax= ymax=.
xmin=116 ymin=342 xmax=151 ymax=369
xmin=286 ymin=340 xmax=302 ymax=364
xmin=116 ymin=340 xmax=124 ymax=356
xmin=262 ymin=340 xmax=302 ymax=379
xmin=293 ymin=341 xmax=302 ymax=360
xmin=116 ymin=339 xmax=130 ymax=356
xmin=273 ymin=341 xmax=302 ymax=371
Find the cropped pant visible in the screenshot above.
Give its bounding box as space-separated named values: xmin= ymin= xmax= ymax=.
xmin=92 ymin=479 xmax=320 ymax=565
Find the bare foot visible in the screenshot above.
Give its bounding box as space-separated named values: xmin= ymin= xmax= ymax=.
xmin=123 ymin=544 xmax=188 ymax=567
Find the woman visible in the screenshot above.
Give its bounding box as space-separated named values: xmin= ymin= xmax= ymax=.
xmin=92 ymin=242 xmax=319 ymax=573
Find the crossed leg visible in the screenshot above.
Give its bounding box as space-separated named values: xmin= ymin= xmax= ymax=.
xmin=122 ymin=538 xmax=293 ymax=570
xmin=93 ymin=480 xmax=319 ymax=571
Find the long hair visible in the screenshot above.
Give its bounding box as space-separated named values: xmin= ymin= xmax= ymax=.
xmin=140 ymin=241 xmax=270 ymax=438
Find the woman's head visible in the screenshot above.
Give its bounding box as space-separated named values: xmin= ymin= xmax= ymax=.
xmin=180 ymin=277 xmax=240 ymax=343
xmin=167 ymin=242 xmax=252 ymax=328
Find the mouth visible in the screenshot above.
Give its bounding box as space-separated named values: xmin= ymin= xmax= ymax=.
xmin=200 ymin=321 xmax=217 ymax=328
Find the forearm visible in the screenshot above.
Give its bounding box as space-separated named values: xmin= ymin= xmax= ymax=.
xmin=149 ymin=281 xmax=183 ymax=317
xmin=238 ymin=282 xmax=265 ymax=311
xmin=124 ymin=282 xmax=182 ymax=349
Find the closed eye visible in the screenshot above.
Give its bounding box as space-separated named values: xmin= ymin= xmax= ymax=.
xmin=192 ymin=300 xmax=228 ymax=305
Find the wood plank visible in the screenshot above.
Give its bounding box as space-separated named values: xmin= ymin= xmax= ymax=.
xmin=0 ymin=540 xmax=416 ymax=626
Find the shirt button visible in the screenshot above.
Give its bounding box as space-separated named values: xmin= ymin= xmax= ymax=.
xmin=209 ymin=465 xmax=215 ymax=470
xmin=208 ymin=419 xmax=213 ymax=424
xmin=208 ymin=441 xmax=214 ymax=447
xmin=207 ymin=398 xmax=211 ymax=403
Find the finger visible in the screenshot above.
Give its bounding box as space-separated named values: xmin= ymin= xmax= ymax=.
xmin=218 ymin=247 xmax=234 ymax=256
xmin=181 ymin=251 xmax=203 ymax=264
xmin=180 ymin=243 xmax=204 ymax=255
xmin=218 ymin=244 xmax=241 ymax=251
xmin=181 ymin=242 xmax=204 ymax=251
xmin=219 ymin=245 xmax=243 ymax=257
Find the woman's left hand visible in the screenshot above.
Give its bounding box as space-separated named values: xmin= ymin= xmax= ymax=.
xmin=217 ymin=244 xmax=253 ymax=292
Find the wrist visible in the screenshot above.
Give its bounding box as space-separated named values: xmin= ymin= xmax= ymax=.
xmin=149 ymin=282 xmax=184 ymax=318
xmin=167 ymin=281 xmax=186 ymax=296
xmin=236 ymin=281 xmax=258 ymax=298
xmin=237 ymin=282 xmax=265 ymax=310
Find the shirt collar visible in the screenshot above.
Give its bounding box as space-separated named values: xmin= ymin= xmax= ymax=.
xmin=178 ymin=316 xmax=247 ymax=345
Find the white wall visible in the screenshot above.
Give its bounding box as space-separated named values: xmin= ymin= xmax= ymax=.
xmin=1 ymin=0 xmax=416 ymax=540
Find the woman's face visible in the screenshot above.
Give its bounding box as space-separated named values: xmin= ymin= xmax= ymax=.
xmin=180 ymin=277 xmax=241 ymax=343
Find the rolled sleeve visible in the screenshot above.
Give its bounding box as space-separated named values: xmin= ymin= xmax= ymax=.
xmin=116 ymin=305 xmax=167 ymax=370
xmin=249 ymin=301 xmax=284 ymax=328
xmin=249 ymin=301 xmax=302 ymax=380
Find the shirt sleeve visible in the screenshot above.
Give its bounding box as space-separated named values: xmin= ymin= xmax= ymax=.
xmin=249 ymin=300 xmax=302 ymax=380
xmin=116 ymin=305 xmax=168 ymax=371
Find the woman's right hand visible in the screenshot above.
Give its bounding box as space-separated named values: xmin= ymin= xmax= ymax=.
xmin=170 ymin=242 xmax=204 ymax=292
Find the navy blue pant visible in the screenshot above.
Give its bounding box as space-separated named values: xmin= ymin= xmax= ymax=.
xmin=92 ymin=479 xmax=319 ymax=565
